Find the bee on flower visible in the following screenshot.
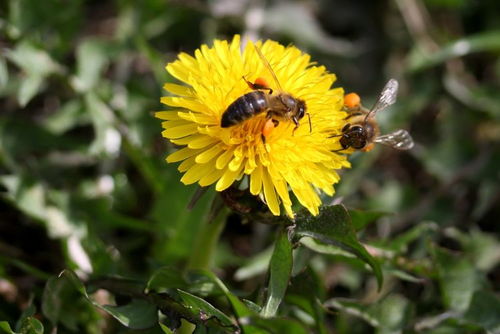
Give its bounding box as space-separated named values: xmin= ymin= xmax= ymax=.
xmin=156 ymin=35 xmax=350 ymax=217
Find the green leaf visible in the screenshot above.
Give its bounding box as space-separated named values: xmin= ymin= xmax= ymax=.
xmin=294 ymin=205 xmax=383 ymax=289
xmin=200 ymin=271 xmax=255 ymax=319
xmin=368 ymin=294 xmax=411 ymax=334
xmin=146 ymin=267 xmax=188 ymax=293
xmin=146 ymin=267 xmax=222 ymax=297
xmin=247 ymin=316 xmax=309 ymax=334
xmin=324 ymin=299 xmax=379 ymax=327
xmin=234 ymin=247 xmax=273 ymax=281
xmin=177 ymin=290 xmax=236 ymax=330
xmin=463 ymin=290 xmax=500 ymax=333
xmin=5 ymin=41 xmax=62 ymax=77
xmin=0 ymin=56 xmax=8 ymax=90
xmin=0 ymin=322 xmax=16 ymax=334
xmin=71 ymin=38 xmax=112 ymax=93
xmin=408 ymin=30 xmax=500 ymax=72
xmin=349 ymin=209 xmax=388 ymax=231
xmin=434 ymin=247 xmax=480 ymax=312
xmin=41 ymin=99 xmax=86 ymax=135
xmin=381 ymin=222 xmax=438 ymax=254
xmin=261 ymin=230 xmax=293 ymax=318
xmin=18 ymin=317 xmax=44 ymax=334
xmin=300 ymin=237 xmax=355 ymax=258
xmin=99 ymin=299 xmax=158 ymax=330
xmin=18 ymin=74 xmax=43 ymax=107
xmin=325 ymin=294 xmax=411 ymax=332
xmin=159 ymin=323 xmax=174 ymax=334
xmin=84 ymin=92 xmax=118 ymax=156
xmin=41 ymin=270 xmax=94 ymax=330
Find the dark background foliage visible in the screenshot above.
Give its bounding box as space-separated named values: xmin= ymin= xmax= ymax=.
xmin=0 ymin=0 xmax=499 ymax=333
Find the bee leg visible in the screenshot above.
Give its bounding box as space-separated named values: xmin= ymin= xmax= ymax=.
xmin=306 ymin=113 xmax=312 ymax=133
xmin=332 ymin=147 xmax=348 ymax=153
xmin=291 ymin=117 xmax=300 ymax=136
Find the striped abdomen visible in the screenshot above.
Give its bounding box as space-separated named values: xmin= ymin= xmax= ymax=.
xmin=221 ymin=91 xmax=268 ymax=128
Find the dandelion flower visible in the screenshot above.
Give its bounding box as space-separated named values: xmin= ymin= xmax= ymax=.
xmin=156 ymin=35 xmax=350 ymax=217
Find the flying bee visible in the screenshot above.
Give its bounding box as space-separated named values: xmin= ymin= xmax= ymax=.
xmin=333 ymin=79 xmax=414 ymax=152
xmin=220 ymin=45 xmax=310 ymax=138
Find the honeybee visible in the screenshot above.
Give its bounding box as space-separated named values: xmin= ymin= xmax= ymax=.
xmin=220 ymin=45 xmax=310 ymax=137
xmin=333 ymin=79 xmax=414 ymax=152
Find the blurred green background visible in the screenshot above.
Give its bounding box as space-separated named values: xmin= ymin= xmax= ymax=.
xmin=0 ymin=0 xmax=499 ymax=333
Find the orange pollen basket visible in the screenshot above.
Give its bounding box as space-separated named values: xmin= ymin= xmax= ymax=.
xmin=262 ymin=118 xmax=275 ymax=137
xmin=344 ymin=92 xmax=361 ymax=108
xmin=254 ymin=77 xmax=269 ymax=88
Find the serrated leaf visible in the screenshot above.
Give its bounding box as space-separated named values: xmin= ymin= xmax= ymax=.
xmin=198 ymin=270 xmax=255 ymax=320
xmin=18 ymin=317 xmax=44 ymax=334
xmin=146 ymin=267 xmax=222 ymax=297
xmin=300 ymin=237 xmax=355 ymax=258
xmin=294 ymin=205 xmax=383 ymax=289
xmin=146 ymin=267 xmax=188 ymax=293
xmin=177 ymin=290 xmax=236 ymax=330
xmin=434 ymin=247 xmax=480 ymax=312
xmin=41 ymin=270 xmax=94 ymax=330
xmin=463 ymin=290 xmax=500 ymax=333
xmin=99 ymin=299 xmax=158 ymax=330
xmin=261 ymin=230 xmax=293 ymax=318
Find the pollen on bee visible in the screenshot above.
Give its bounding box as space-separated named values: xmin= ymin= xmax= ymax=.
xmin=361 ymin=143 xmax=375 ymax=152
xmin=254 ymin=77 xmax=269 ymax=89
xmin=344 ymin=92 xmax=361 ymax=109
xmin=262 ymin=118 xmax=276 ymax=138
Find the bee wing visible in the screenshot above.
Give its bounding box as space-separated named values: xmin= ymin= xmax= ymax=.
xmin=374 ymin=129 xmax=414 ymax=150
xmin=365 ymin=79 xmax=399 ymax=119
xmin=254 ymin=44 xmax=284 ymax=92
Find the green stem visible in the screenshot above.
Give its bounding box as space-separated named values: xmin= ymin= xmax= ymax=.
xmin=178 ymin=207 xmax=228 ymax=334
xmin=186 ymin=207 xmax=228 ymax=270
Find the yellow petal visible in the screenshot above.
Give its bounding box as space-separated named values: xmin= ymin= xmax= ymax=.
xmin=181 ymin=162 xmax=212 ymax=185
xmin=262 ymin=169 xmax=280 ymax=216
xmin=188 ymin=135 xmax=218 ymax=149
xmin=199 ymin=167 xmax=225 ymax=186
xmin=195 ymin=144 xmax=223 ymax=164
xmin=155 ymin=111 xmax=181 ymax=120
xmin=215 ymin=148 xmax=235 ymax=170
xmin=167 ymin=147 xmax=203 ymax=163
xmin=250 ymin=164 xmax=263 ymax=195
xmin=163 ymin=83 xmax=194 ymax=97
xmin=162 ymin=123 xmax=199 ymax=139
xmin=215 ymin=165 xmax=243 ymax=191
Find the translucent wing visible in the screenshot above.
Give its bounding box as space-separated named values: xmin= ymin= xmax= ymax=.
xmin=254 ymin=44 xmax=283 ymax=92
xmin=374 ymin=129 xmax=414 ymax=150
xmin=365 ymin=79 xmax=399 ymax=119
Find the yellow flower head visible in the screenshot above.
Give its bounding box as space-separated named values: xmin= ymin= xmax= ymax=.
xmin=156 ymin=35 xmax=350 ymax=217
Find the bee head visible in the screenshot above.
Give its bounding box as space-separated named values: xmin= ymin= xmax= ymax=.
xmin=296 ymin=100 xmax=306 ymax=120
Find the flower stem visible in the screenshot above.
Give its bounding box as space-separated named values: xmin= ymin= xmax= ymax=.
xmin=186 ymin=207 xmax=228 ymax=270
xmin=177 ymin=207 xmax=228 ymax=334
